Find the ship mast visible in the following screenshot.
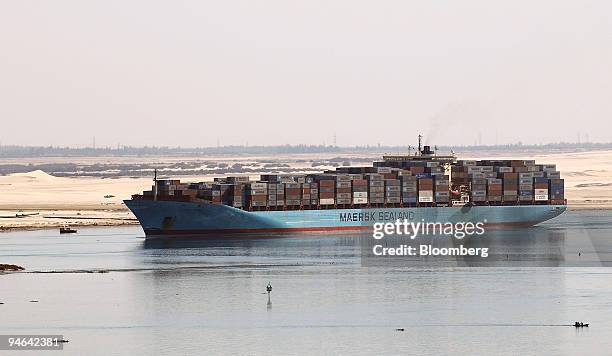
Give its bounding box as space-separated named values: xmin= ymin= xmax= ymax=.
xmin=417 ymin=134 xmax=423 ymax=155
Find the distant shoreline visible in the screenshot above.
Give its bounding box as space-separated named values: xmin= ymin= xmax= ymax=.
xmin=0 ymin=206 xmax=138 ymax=232
xmin=2 ymin=148 xmax=612 ymax=178
xmin=2 ymin=142 xmax=612 ymax=159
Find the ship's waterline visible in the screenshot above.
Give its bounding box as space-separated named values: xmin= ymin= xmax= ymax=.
xmin=124 ymin=200 xmax=566 ymax=237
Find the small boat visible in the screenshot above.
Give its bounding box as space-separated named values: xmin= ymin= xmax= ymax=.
xmin=59 ymin=227 xmax=77 ymax=234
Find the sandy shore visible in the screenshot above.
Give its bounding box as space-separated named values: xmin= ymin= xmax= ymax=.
xmin=1 ymin=150 xmax=611 ymax=231
xmin=0 ymin=171 xmax=143 ymax=231
xmin=0 ymin=210 xmax=138 ymax=231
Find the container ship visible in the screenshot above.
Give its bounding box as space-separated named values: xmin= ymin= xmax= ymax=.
xmin=125 ymin=141 xmax=566 ymax=238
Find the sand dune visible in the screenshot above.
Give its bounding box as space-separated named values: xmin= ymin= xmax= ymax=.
xmin=0 ymin=170 xmax=210 ymax=230
xmin=0 ymin=170 xmax=141 ymax=210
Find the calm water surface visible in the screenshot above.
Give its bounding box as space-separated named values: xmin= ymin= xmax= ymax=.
xmin=1 ymin=210 xmax=611 ymax=355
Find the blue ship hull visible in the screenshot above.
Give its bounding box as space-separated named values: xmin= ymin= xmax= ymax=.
xmin=124 ymin=200 xmax=567 ymax=238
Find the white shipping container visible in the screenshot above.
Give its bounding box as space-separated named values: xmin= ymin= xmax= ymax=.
xmin=353 ymin=192 xmax=368 ymax=198
xmin=419 ymin=190 xmax=434 ymax=197
xmin=376 ymin=167 xmax=392 ymax=174
xmin=249 ymin=189 xmax=267 ymax=195
xmin=353 ymin=197 xmax=368 ymax=204
xmin=319 ymin=198 xmax=335 ymax=205
xmin=535 ymin=194 xmax=549 ymax=201
xmin=534 ymin=189 xmax=548 ymax=195
xmin=250 ymin=183 xmax=267 ymax=189
xmin=419 ymin=196 xmax=434 ymax=203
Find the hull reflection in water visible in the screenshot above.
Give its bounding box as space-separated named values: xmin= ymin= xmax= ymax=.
xmin=142 ymin=222 xmax=610 ymax=267
xmin=363 ymin=225 xmax=612 ymax=267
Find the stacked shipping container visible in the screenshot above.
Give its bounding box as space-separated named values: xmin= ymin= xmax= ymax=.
xmin=352 ymin=179 xmax=368 ymax=204
xmin=418 ymin=178 xmax=433 ymax=203
xmin=141 ymin=157 xmax=564 ymax=209
xmin=367 ymin=174 xmax=384 ymax=204
xmin=385 ymin=179 xmax=401 ymax=204
xmin=400 ymin=175 xmax=417 ymax=204
xmin=434 ymin=175 xmax=450 ymax=203
xmin=247 ymin=182 xmax=267 ymax=207
xmin=318 ymin=179 xmax=335 ymax=205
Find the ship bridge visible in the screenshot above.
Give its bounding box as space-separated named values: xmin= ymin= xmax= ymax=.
xmin=381 ymin=152 xmax=456 ymax=165
xmin=379 ymin=135 xmax=457 ymax=166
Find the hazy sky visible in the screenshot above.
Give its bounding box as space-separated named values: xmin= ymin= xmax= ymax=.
xmin=1 ymin=1 xmax=610 ymax=147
